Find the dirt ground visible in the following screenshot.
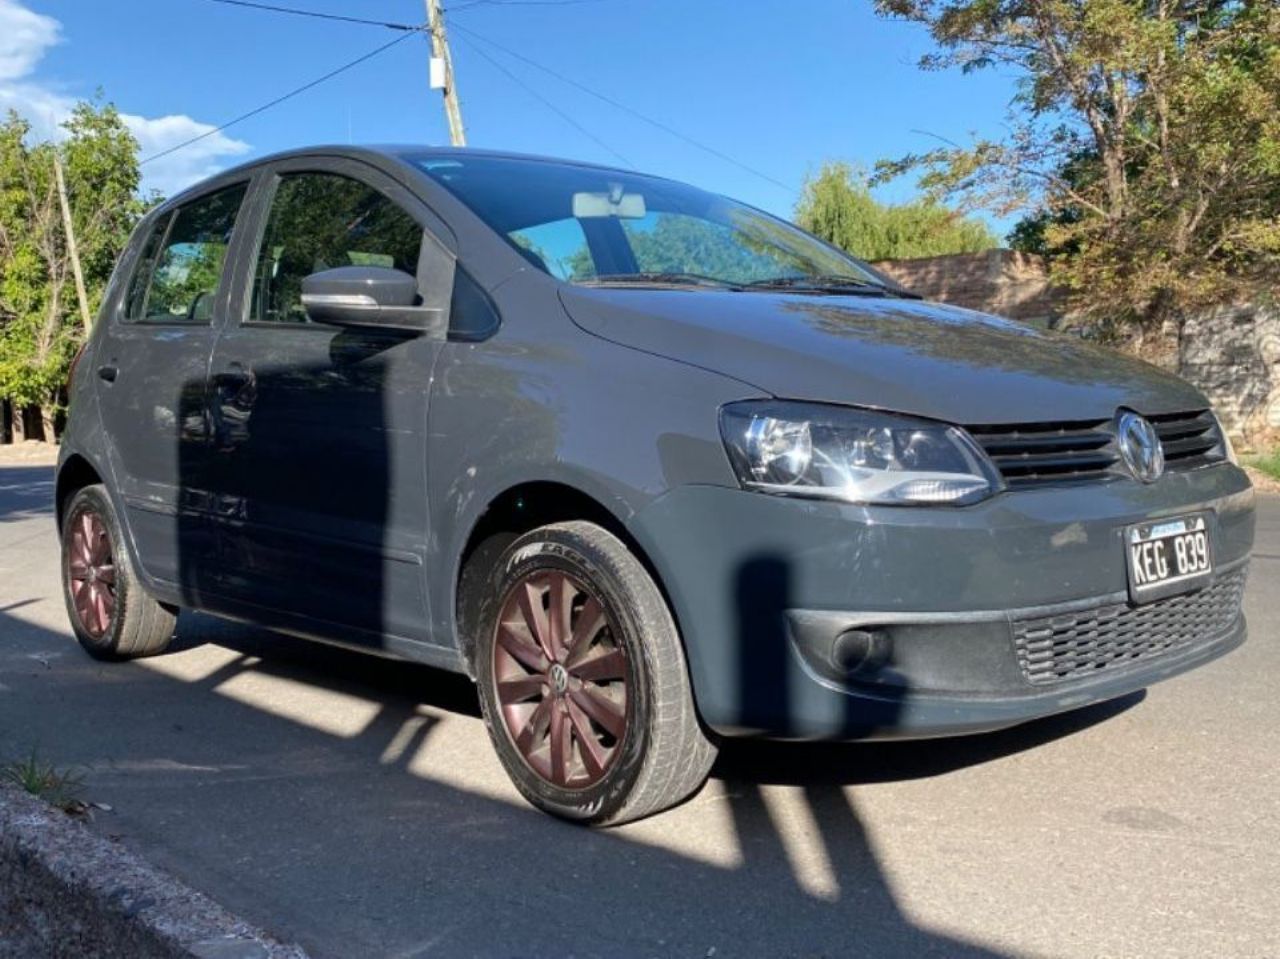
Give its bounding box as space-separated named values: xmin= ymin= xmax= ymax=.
xmin=0 ymin=442 xmax=59 ymax=466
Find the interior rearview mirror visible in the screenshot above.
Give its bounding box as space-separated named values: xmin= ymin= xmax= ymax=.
xmin=300 ymin=266 xmax=447 ymax=337
xmin=572 ymin=190 xmax=646 ymax=219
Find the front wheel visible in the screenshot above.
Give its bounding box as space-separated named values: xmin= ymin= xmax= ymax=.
xmin=474 ymin=521 xmax=716 ymax=825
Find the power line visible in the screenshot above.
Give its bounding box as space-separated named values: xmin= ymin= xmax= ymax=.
xmin=450 ymin=0 xmax=616 ymax=10
xmin=141 ymin=31 xmax=417 ymax=166
xmin=453 ymin=32 xmax=632 ymax=167
xmin=448 ymin=22 xmax=796 ymax=195
xmin=202 ymin=0 xmax=422 ymax=30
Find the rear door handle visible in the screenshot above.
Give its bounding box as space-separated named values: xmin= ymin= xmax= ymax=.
xmin=97 ymin=365 xmax=118 ymax=383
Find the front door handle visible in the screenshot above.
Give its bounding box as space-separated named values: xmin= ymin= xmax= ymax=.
xmin=211 ymin=362 xmax=257 ymax=450
xmin=97 ymin=365 xmax=118 ymax=383
xmin=212 ymin=369 xmax=251 ymax=390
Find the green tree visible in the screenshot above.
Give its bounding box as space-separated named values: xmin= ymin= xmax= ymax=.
xmin=795 ymin=161 xmax=998 ymax=260
xmin=0 ymin=101 xmax=145 ymax=437
xmin=872 ymin=0 xmax=1280 ymax=345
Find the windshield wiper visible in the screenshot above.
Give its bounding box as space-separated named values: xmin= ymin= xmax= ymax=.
xmin=744 ymin=275 xmax=918 ymax=297
xmin=579 ymin=272 xmax=740 ymax=290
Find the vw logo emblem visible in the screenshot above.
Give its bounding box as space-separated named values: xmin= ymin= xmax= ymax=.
xmin=1117 ymin=411 xmax=1164 ymax=483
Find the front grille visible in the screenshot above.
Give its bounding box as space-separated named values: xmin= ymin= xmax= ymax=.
xmin=1012 ymin=569 xmax=1246 ymax=686
xmin=967 ymin=419 xmax=1118 ymax=489
xmin=1150 ymin=409 xmax=1227 ymax=471
xmin=968 ymin=409 xmax=1227 ymax=490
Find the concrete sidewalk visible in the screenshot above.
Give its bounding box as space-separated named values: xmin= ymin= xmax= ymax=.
xmin=1 ymin=463 xmax=1277 ymax=957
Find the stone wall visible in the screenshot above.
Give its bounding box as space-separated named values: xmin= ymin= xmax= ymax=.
xmin=1179 ymin=302 xmax=1280 ymax=445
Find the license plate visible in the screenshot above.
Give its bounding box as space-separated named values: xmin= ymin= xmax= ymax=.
xmin=1125 ymin=513 xmax=1212 ymax=603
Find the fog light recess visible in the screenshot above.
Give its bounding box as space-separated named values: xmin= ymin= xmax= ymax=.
xmin=831 ymin=628 xmax=893 ymax=678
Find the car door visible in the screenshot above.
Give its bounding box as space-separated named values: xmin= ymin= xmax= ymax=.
xmin=94 ymin=179 xmax=252 ymax=595
xmin=202 ymin=158 xmax=454 ymax=646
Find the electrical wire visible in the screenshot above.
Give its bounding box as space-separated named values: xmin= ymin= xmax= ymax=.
xmin=453 ymin=33 xmax=633 ymax=167
xmin=448 ymin=22 xmax=796 ymax=195
xmin=202 ymin=0 xmax=422 ymax=31
xmin=140 ymin=31 xmax=418 ymax=166
xmin=450 ymin=0 xmax=617 ymax=10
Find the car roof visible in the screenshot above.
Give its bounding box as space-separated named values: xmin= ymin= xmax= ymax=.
xmin=157 ymin=144 xmax=656 ymax=210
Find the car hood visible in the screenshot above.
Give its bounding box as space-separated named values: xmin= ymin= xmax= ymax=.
xmin=559 ymin=287 xmax=1206 ymax=424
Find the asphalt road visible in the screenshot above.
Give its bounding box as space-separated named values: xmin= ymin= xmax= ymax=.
xmin=1 ymin=460 xmax=1275 ymax=958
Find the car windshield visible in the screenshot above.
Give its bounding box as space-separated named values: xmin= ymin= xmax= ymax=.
xmin=411 ymin=154 xmax=886 ymax=290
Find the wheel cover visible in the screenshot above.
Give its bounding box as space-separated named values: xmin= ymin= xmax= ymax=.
xmin=66 ymin=510 xmax=117 ymax=639
xmin=492 ymin=570 xmax=628 ymax=790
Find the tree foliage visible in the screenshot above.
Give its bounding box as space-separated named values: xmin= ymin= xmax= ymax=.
xmin=873 ymin=0 xmax=1280 ymax=335
xmin=795 ymin=161 xmax=998 ymax=260
xmin=0 ymin=101 xmax=145 ymax=419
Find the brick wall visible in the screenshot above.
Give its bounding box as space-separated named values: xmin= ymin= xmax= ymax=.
xmin=871 ymin=249 xmax=1067 ymax=328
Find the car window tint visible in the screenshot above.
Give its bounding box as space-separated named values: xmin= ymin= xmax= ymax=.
xmin=127 ymin=183 xmax=247 ymax=324
xmin=507 ymin=218 xmax=595 ymax=281
xmin=415 ymin=154 xmax=883 ymax=288
xmin=250 ymin=172 xmax=423 ymax=324
xmin=123 ymin=212 xmax=172 ymax=321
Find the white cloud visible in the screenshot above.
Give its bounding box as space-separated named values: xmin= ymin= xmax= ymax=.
xmin=0 ymin=0 xmax=249 ymax=197
xmin=124 ymin=113 xmax=251 ymax=198
xmin=0 ymin=79 xmax=73 ymax=136
xmin=0 ymin=0 xmax=59 ymax=81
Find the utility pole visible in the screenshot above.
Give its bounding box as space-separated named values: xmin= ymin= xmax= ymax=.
xmin=424 ymin=0 xmax=466 ymax=146
xmin=52 ymin=154 xmax=93 ymax=334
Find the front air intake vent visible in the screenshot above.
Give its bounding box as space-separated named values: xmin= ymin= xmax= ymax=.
xmin=1012 ymin=569 xmax=1246 ymax=685
xmin=967 ymin=419 xmax=1118 ymax=489
xmin=1150 ymin=409 xmax=1227 ymax=471
xmin=969 ymin=409 xmax=1229 ymax=490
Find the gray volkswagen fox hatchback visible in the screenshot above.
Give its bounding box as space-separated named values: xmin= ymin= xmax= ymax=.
xmin=57 ymin=146 xmax=1254 ymax=823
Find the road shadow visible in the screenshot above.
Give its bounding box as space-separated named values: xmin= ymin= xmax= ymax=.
xmin=715 ymin=692 xmax=1143 ymax=787
xmin=0 ymin=465 xmax=56 ymax=523
xmin=0 ymin=603 xmax=1077 ymax=957
xmin=30 ymin=567 xmax=1141 ymax=958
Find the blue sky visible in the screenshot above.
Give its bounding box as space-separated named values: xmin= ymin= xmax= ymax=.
xmin=3 ymin=0 xmax=1021 ymax=233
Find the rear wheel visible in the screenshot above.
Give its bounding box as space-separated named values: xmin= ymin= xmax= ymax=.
xmin=474 ymin=521 xmax=716 ymax=825
xmin=61 ymin=485 xmax=177 ymax=660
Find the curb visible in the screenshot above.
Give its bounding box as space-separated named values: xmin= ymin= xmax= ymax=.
xmin=0 ymin=784 xmax=309 ymax=958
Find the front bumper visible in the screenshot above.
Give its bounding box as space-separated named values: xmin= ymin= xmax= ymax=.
xmin=627 ymin=464 xmax=1255 ymax=740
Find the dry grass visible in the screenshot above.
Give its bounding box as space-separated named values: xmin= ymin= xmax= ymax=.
xmin=0 ymin=440 xmax=59 ymax=465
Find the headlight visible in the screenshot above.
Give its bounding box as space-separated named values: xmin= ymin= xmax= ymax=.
xmin=719 ymin=400 xmax=1003 ymax=506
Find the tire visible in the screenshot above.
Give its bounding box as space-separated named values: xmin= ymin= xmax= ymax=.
xmin=60 ymin=485 xmax=177 ymax=660
xmin=473 ymin=521 xmax=717 ymax=825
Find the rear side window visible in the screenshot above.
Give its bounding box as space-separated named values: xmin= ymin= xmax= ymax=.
xmin=249 ymin=172 xmax=423 ymax=324
xmin=125 ymin=183 xmax=247 ymax=324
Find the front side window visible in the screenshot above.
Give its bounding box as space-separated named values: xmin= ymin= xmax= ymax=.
xmin=126 ymin=183 xmax=247 ymax=323
xmin=249 ymin=172 xmax=423 ymax=324
xmin=414 ymin=155 xmax=884 ymax=289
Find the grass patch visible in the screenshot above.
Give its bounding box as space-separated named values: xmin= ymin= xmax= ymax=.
xmin=1245 ymin=449 xmax=1280 ymax=482
xmin=2 ymin=749 xmax=86 ymax=813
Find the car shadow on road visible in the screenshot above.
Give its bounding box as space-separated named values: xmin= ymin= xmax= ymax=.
xmin=6 ymin=450 xmax=1147 ymax=957
xmin=23 ymin=602 xmax=1138 ymax=958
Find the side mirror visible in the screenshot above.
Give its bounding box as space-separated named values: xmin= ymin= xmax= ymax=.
xmin=300 ymin=266 xmax=446 ymax=336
